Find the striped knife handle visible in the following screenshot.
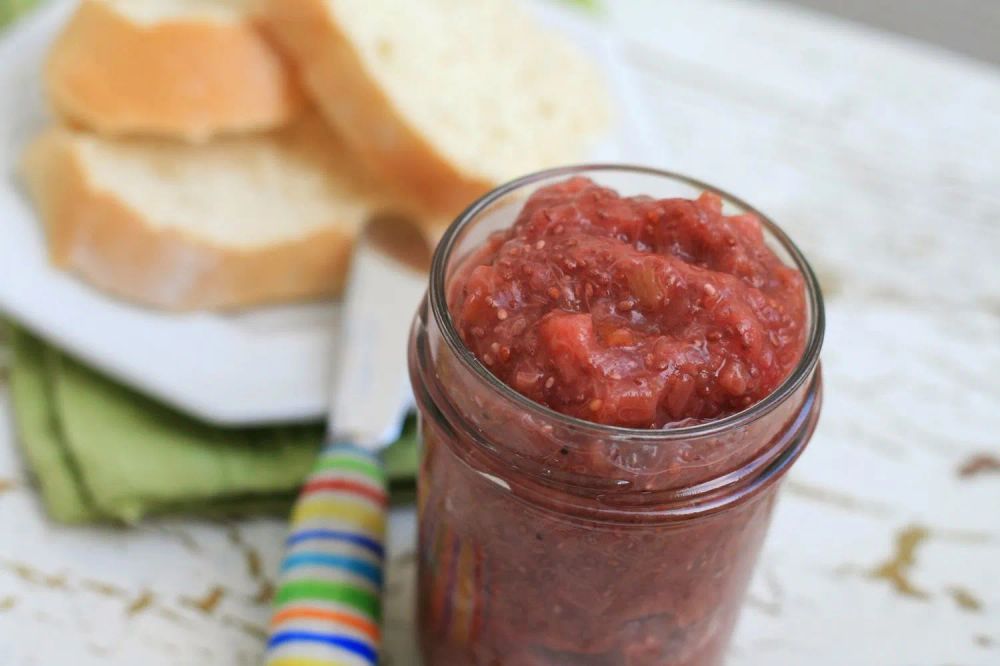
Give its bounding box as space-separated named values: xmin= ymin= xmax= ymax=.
xmin=265 ymin=442 xmax=387 ymax=666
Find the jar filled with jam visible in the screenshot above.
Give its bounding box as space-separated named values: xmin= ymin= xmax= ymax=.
xmin=408 ymin=166 xmax=825 ymax=665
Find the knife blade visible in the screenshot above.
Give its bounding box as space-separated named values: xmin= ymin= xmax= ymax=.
xmin=327 ymin=215 xmax=431 ymax=447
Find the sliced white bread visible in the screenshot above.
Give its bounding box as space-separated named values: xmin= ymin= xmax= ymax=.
xmin=21 ymin=117 xmax=402 ymax=310
xmin=262 ymin=0 xmax=610 ymax=214
xmin=45 ymin=0 xmax=302 ymax=141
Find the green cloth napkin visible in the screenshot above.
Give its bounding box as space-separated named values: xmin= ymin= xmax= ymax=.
xmin=6 ymin=327 xmax=418 ymax=524
xmin=0 ymin=0 xmax=35 ymax=27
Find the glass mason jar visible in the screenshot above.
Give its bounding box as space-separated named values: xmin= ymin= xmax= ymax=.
xmin=408 ymin=166 xmax=825 ymax=666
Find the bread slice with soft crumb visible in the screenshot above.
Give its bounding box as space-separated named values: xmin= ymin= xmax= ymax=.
xmin=21 ymin=117 xmax=403 ymax=310
xmin=262 ymin=0 xmax=610 ymax=215
xmin=46 ymin=0 xmax=302 ymax=141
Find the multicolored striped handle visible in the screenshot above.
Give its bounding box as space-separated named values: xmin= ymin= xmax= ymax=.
xmin=265 ymin=442 xmax=387 ymax=666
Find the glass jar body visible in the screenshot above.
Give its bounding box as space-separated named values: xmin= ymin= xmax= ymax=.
xmin=420 ymin=419 xmax=780 ymax=665
xmin=410 ymin=304 xmax=820 ymax=666
xmin=409 ymin=166 xmax=824 ymax=666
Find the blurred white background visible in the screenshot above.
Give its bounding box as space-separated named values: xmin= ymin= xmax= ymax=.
xmin=782 ymin=0 xmax=1000 ymax=66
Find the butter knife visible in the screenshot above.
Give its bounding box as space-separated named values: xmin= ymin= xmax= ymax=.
xmin=265 ymin=216 xmax=430 ymax=666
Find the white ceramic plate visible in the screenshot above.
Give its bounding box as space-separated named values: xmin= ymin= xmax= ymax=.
xmin=0 ymin=0 xmax=655 ymax=425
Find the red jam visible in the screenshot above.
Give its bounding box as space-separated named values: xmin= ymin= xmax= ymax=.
xmin=411 ymin=174 xmax=821 ymax=666
xmin=449 ymin=176 xmax=806 ymax=428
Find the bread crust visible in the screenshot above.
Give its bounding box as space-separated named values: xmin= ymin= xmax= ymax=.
xmin=21 ymin=128 xmax=354 ymax=310
xmin=262 ymin=0 xmax=493 ymax=215
xmin=45 ymin=0 xmax=303 ymax=141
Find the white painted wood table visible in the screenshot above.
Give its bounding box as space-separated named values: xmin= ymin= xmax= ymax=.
xmin=1 ymin=1 xmax=998 ymax=664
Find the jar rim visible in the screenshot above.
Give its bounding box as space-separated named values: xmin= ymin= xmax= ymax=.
xmin=429 ymin=164 xmax=825 ymax=441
